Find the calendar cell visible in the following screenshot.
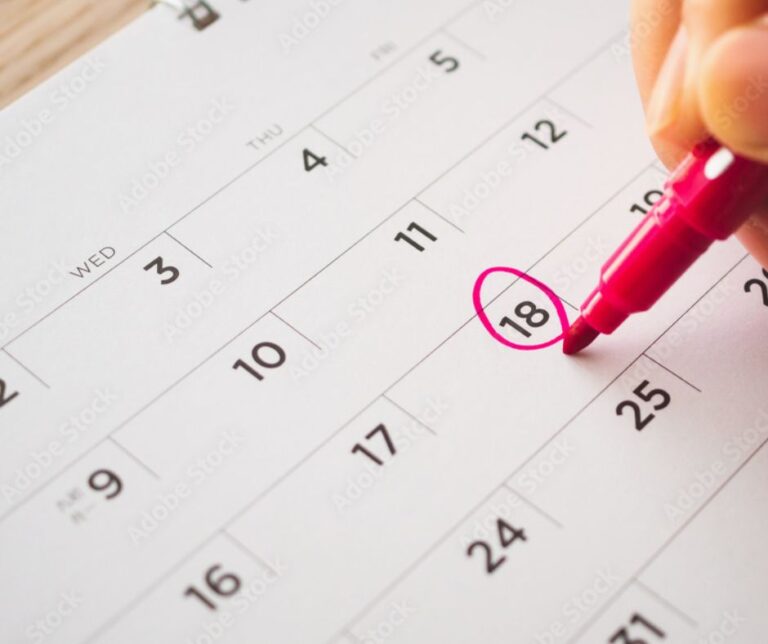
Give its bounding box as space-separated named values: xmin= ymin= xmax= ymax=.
xmin=549 ymin=33 xmax=657 ymax=169
xmin=641 ymin=443 xmax=768 ymax=643
xmin=97 ymin=532 xmax=277 ymax=644
xmin=8 ymin=234 xmax=220 ymax=407
xmin=386 ymin=278 xmax=653 ymax=507
xmin=114 ymin=312 xmax=320 ymax=480
xmin=647 ymin=258 xmax=768 ymax=429
xmin=448 ymin=0 xmax=626 ymax=82
xmin=417 ymin=100 xmax=649 ymax=275
xmin=348 ymin=488 xmax=578 ymax=643
xmin=225 ymin=397 xmax=448 ymax=642
xmin=316 ymin=34 xmax=524 ymax=200
xmin=508 ymin=355 xmax=727 ymax=570
xmin=0 ymin=440 xmax=161 ymax=643
xmin=275 ymin=201 xmax=470 ymax=388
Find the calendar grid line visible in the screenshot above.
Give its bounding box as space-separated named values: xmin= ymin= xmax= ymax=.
xmin=5 ymin=1 xmax=758 ymax=641
xmin=413 ymin=197 xmax=466 ymax=233
xmin=439 ymin=27 xmax=487 ymax=61
xmin=336 ymin=255 xmax=751 ymax=639
xmin=108 ymin=436 xmax=161 ymax=480
xmin=22 ymin=151 xmax=733 ymax=644
xmin=342 ymin=628 xmax=364 ymax=644
xmin=542 ymin=95 xmax=594 ymax=130
xmin=642 ymin=353 xmax=702 ymax=393
xmin=501 ymin=482 xmax=564 ymax=529
xmin=509 ymin=254 xmax=747 ymax=482
xmin=164 ymin=231 xmax=213 ymax=268
xmin=569 ymin=429 xmax=768 ymax=642
xmin=0 ymin=14 xmax=621 ymax=371
xmin=271 ymin=201 xmax=412 ymax=310
xmin=271 ymin=311 xmax=323 ymax=350
xmin=1 ymin=347 xmax=49 ymax=389
xmin=82 ymin=535 xmax=218 ymax=644
xmin=415 ymin=28 xmax=626 ymax=200
xmin=336 ymin=482 xmax=508 ymax=638
xmin=0 ymin=0 xmax=483 ymax=354
xmin=0 ymin=145 xmax=692 ymax=634
xmin=632 ymin=577 xmax=698 ymax=627
xmin=220 ymin=529 xmax=279 ymax=576
xmin=385 ymin=161 xmax=657 ymax=397
xmin=311 ymin=0 xmax=485 ymax=126
xmin=309 ymin=123 xmax=357 ymax=159
xmin=1 ymin=231 xmax=162 ymax=350
xmin=381 ymin=393 xmax=438 ymax=436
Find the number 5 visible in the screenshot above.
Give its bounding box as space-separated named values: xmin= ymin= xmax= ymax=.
xmin=429 ymin=50 xmax=459 ymax=73
xmin=632 ymin=380 xmax=670 ymax=410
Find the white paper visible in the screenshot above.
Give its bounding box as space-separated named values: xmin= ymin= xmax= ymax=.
xmin=1 ymin=1 xmax=767 ymax=642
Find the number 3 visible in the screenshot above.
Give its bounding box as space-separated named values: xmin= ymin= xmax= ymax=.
xmin=143 ymin=256 xmax=180 ymax=285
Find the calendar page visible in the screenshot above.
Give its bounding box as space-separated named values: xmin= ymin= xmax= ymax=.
xmin=2 ymin=1 xmax=768 ymax=642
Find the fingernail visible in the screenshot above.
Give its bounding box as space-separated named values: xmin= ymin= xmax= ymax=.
xmin=646 ymin=26 xmax=689 ymax=138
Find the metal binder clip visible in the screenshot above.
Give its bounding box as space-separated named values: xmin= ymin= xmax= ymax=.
xmin=154 ymin=0 xmax=220 ymax=31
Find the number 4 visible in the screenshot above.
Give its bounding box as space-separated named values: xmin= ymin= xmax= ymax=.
xmin=303 ymin=148 xmax=327 ymax=172
xmin=466 ymin=518 xmax=527 ymax=575
xmin=0 ymin=378 xmax=19 ymax=408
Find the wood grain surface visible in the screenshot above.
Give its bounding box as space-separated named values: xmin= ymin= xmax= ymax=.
xmin=0 ymin=0 xmax=148 ymax=107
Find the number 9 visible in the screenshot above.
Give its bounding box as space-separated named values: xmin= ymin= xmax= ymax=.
xmin=88 ymin=469 xmax=123 ymax=500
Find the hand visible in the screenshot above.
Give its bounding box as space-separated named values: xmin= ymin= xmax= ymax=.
xmin=631 ymin=0 xmax=768 ymax=266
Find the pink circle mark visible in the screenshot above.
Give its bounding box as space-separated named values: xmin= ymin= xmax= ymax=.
xmin=472 ymin=266 xmax=570 ymax=351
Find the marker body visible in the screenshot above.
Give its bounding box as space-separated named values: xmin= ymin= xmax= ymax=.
xmin=580 ymin=139 xmax=768 ymax=336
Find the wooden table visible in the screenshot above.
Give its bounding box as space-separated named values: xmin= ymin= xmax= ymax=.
xmin=0 ymin=0 xmax=148 ymax=107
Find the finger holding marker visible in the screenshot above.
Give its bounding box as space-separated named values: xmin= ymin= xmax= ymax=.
xmin=631 ymin=0 xmax=768 ymax=267
xmin=562 ymin=1 xmax=768 ymax=354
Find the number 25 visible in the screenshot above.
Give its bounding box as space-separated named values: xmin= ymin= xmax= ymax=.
xmin=616 ymin=380 xmax=670 ymax=431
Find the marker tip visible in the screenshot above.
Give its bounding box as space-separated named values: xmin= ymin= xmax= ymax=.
xmin=562 ymin=316 xmax=600 ymax=355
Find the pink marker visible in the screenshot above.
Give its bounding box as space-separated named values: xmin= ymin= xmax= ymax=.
xmin=563 ymin=138 xmax=768 ymax=355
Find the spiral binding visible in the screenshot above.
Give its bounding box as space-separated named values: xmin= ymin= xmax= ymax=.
xmin=154 ymin=0 xmax=219 ymax=31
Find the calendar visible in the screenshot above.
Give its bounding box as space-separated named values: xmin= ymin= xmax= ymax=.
xmin=2 ymin=1 xmax=768 ymax=642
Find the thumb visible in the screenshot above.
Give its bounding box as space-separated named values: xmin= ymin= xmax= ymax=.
xmin=699 ymin=17 xmax=768 ymax=163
